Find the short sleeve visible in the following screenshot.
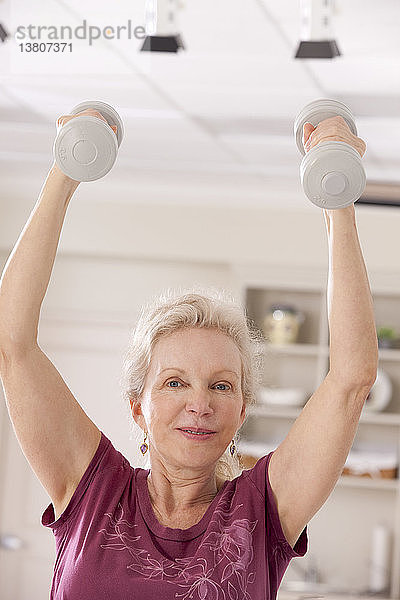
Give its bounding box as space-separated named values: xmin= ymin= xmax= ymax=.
xmin=246 ymin=451 xmax=308 ymax=559
xmin=41 ymin=430 xmax=123 ymax=533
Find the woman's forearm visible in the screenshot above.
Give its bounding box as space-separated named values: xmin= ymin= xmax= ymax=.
xmin=323 ymin=204 xmax=378 ymax=389
xmin=0 ymin=163 xmax=79 ymax=351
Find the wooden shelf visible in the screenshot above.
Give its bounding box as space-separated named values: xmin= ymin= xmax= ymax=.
xmin=378 ymin=347 xmax=400 ymax=362
xmin=264 ymin=343 xmax=400 ymax=361
xmin=237 ymin=440 xmax=399 ymax=491
xmin=247 ymin=404 xmax=400 ymax=425
xmin=360 ymin=411 xmax=400 ymax=425
xmin=337 ymin=475 xmax=399 ymax=492
xmin=264 ymin=342 xmax=328 ymax=356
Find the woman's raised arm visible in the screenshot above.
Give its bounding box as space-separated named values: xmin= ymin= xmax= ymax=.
xmin=267 ymin=117 xmax=378 ymax=550
xmin=0 ymin=115 xmax=108 ymax=520
xmin=0 ymin=162 xmax=78 ymax=352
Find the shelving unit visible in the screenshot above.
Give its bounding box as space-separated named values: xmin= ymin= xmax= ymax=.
xmin=246 ymin=403 xmax=400 ymax=427
xmin=232 ymin=263 xmax=400 ymax=598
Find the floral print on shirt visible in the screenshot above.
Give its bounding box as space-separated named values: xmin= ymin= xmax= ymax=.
xmin=98 ymin=500 xmax=258 ymax=600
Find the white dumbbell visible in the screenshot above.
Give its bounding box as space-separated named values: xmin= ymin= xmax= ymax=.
xmin=53 ymin=100 xmax=124 ymax=182
xmin=294 ymin=98 xmax=366 ymax=209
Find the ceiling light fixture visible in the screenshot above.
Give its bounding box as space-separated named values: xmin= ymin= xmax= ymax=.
xmin=140 ymin=0 xmax=185 ymax=53
xmin=0 ymin=22 xmax=9 ymax=42
xmin=0 ymin=0 xmax=9 ymax=44
xmin=294 ymin=0 xmax=340 ymax=59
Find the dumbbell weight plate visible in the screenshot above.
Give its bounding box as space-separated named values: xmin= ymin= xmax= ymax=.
xmin=53 ymin=101 xmax=124 ymax=182
xmin=294 ymin=98 xmax=358 ymax=156
xmin=301 ymin=141 xmax=366 ymax=209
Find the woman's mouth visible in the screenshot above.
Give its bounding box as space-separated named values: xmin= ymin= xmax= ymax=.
xmin=178 ymin=429 xmax=216 ymax=440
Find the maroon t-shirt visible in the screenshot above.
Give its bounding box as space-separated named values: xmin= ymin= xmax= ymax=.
xmin=42 ymin=431 xmax=308 ymax=599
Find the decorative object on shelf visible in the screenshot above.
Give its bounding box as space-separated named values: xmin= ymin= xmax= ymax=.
xmin=362 ymin=368 xmax=392 ymax=413
xmin=368 ymin=524 xmax=392 ymax=594
xmin=342 ymin=448 xmax=398 ymax=479
xmin=237 ymin=441 xmax=277 ymax=470
xmin=258 ymin=386 xmax=308 ymax=407
xmin=377 ymin=326 xmax=400 ymax=349
xmin=262 ymin=304 xmax=305 ymax=344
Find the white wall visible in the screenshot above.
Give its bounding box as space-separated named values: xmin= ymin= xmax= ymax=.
xmin=1 ymin=166 xmax=400 ymax=272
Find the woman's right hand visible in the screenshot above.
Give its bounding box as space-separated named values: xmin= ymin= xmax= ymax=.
xmin=52 ymin=108 xmax=118 ymax=185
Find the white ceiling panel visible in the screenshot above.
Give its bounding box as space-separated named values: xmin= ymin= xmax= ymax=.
xmin=310 ymin=58 xmax=400 ymax=96
xmin=357 ymin=118 xmax=400 ymax=164
xmin=145 ymin=86 xmax=321 ymax=120
xmin=216 ymin=136 xmax=298 ymax=168
xmin=178 ymin=0 xmax=290 ymax=56
xmin=2 ymin=77 xmax=177 ymax=122
xmin=118 ymin=117 xmax=237 ymax=164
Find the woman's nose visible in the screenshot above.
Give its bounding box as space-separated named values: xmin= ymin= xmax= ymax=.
xmin=185 ymin=390 xmax=213 ymax=414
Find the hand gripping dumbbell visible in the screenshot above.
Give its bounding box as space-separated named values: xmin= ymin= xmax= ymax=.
xmin=294 ymin=98 xmax=366 ymax=209
xmin=53 ymin=101 xmax=124 ymax=182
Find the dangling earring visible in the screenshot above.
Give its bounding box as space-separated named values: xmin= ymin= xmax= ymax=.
xmin=140 ymin=431 xmax=149 ymax=455
xmin=229 ymin=438 xmax=236 ymax=456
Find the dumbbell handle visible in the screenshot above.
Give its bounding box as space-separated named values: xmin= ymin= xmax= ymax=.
xmin=70 ymin=101 xmax=124 ymax=147
xmin=294 ymin=98 xmax=359 ymax=155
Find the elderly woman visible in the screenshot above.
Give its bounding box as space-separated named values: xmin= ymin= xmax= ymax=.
xmin=0 ymin=109 xmax=378 ymax=600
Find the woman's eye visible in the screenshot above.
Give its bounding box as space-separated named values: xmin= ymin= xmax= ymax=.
xmin=166 ymin=380 xmax=182 ymax=388
xmin=215 ymin=383 xmax=231 ymax=391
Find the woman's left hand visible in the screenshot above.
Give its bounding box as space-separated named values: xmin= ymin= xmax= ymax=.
xmin=303 ymin=116 xmax=366 ymax=158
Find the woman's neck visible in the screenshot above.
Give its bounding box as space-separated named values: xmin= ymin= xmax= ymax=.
xmin=146 ymin=469 xmax=222 ymax=518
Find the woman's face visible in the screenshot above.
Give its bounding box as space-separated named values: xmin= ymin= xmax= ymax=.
xmin=133 ymin=327 xmax=246 ymax=475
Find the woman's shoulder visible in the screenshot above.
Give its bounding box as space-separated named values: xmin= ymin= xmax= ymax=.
xmin=236 ymin=453 xmax=273 ymax=496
